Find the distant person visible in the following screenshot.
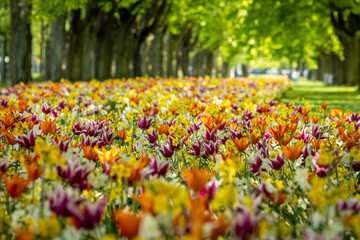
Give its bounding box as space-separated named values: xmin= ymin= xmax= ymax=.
xmin=290 ymin=70 xmax=299 ymax=82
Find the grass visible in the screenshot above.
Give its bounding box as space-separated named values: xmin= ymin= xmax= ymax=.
xmin=281 ymin=78 xmax=360 ymax=114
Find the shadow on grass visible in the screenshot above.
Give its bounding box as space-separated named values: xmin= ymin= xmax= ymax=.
xmin=281 ymin=79 xmax=360 ymax=113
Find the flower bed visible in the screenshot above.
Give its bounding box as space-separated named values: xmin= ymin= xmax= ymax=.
xmin=0 ymin=77 xmax=359 ymax=239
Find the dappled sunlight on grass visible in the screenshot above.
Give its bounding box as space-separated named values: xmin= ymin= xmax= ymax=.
xmin=282 ymin=78 xmax=360 ymax=113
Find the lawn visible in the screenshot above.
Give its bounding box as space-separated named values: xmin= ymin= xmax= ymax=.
xmin=281 ymin=78 xmax=360 ymax=113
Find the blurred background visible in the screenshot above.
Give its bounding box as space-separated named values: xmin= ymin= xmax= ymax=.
xmin=0 ymin=0 xmax=358 ymax=87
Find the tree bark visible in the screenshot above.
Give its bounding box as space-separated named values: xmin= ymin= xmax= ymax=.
xmin=205 ymin=51 xmax=214 ymax=77
xmin=67 ymin=10 xmax=85 ymax=81
xmin=1 ymin=36 xmax=7 ymax=83
xmin=9 ymin=0 xmax=32 ymax=85
xmin=140 ymin=41 xmax=148 ymax=76
xmin=44 ymin=38 xmax=51 ymax=80
xmin=149 ymin=28 xmax=165 ymax=77
xmin=241 ymin=63 xmax=249 ymax=77
xmin=94 ymin=9 xmax=114 ymax=81
xmin=50 ymin=14 xmax=66 ymax=82
xmin=330 ymin=10 xmax=360 ymax=87
xmin=343 ymin=36 xmax=360 ymax=86
xmin=222 ymin=61 xmax=230 ymax=78
xmin=166 ymin=33 xmax=179 ymax=77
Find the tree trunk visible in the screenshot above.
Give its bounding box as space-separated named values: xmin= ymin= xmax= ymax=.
xmin=149 ymin=29 xmax=165 ymax=77
xmin=94 ymin=10 xmax=114 ymax=81
xmin=193 ymin=50 xmax=207 ymax=77
xmin=180 ymin=29 xmax=193 ymax=77
xmin=82 ymin=23 xmax=96 ymax=81
xmin=331 ymin=52 xmax=345 ymax=85
xmin=222 ymin=61 xmax=230 ymax=78
xmin=166 ymin=33 xmax=178 ymax=77
xmin=1 ymin=36 xmax=7 ymax=83
xmin=241 ymin=63 xmax=249 ymax=77
xmin=44 ymin=38 xmax=51 ymax=80
xmin=205 ymin=51 xmax=213 ymax=77
xmin=140 ymin=41 xmax=148 ymax=76
xmin=50 ymin=14 xmax=66 ymax=82
xmin=343 ymin=36 xmax=360 ymax=86
xmin=67 ymin=10 xmax=85 ymax=81
xmin=9 ymin=0 xmax=32 ymax=85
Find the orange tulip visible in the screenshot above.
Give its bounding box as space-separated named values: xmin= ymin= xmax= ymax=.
xmin=116 ymin=128 xmax=127 ymax=141
xmin=320 ymin=103 xmax=328 ymax=110
xmin=113 ymin=209 xmax=142 ymax=238
xmin=128 ymin=153 xmax=151 ymax=182
xmin=330 ymin=109 xmax=343 ymax=118
xmin=344 ymin=139 xmax=358 ymax=150
xmin=0 ymin=112 xmax=15 ymax=129
xmin=307 ymin=172 xmax=315 ymax=182
xmin=39 ymin=118 xmax=57 ymax=135
xmin=16 ymin=230 xmax=34 ymax=240
xmin=269 ymin=124 xmax=292 ymax=146
xmin=311 ymin=139 xmax=324 ymax=150
xmin=210 ymin=212 xmax=231 ymax=240
xmin=3 ymin=173 xmax=30 ymax=198
xmin=24 ymin=154 xmax=41 ymax=165
xmin=132 ymin=193 xmax=155 ymax=215
xmin=232 ymin=137 xmax=251 ymax=151
xmin=211 ymin=114 xmax=227 ymax=125
xmin=188 ymin=194 xmax=211 ymax=239
xmin=200 ymin=114 xmax=217 ymax=132
xmin=282 ymin=143 xmax=304 ymax=161
xmin=289 ymin=115 xmax=299 ymax=124
xmin=157 ymin=124 xmax=170 ymax=135
xmin=312 ymin=116 xmax=320 ymax=124
xmin=5 ymin=132 xmax=18 ymax=145
xmin=252 ymin=117 xmax=268 ymax=134
xmin=183 ymin=168 xmax=213 ymax=192
xmin=25 ymin=162 xmax=43 ymax=181
xmin=129 ymin=96 xmax=140 ymax=105
xmin=301 ymin=108 xmax=311 ymax=117
xmin=250 ymin=133 xmax=261 ymax=144
xmin=82 ymin=145 xmax=98 ymax=161
xmin=270 ymin=191 xmax=287 ymax=206
xmin=94 ymin=146 xmax=123 ymax=166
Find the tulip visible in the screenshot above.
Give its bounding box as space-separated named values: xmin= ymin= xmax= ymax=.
xmin=145 ymin=129 xmax=158 ymax=144
xmin=55 ymin=138 xmax=71 ymax=153
xmin=232 ymin=137 xmax=251 ymax=152
xmin=203 ymin=129 xmax=218 ymax=143
xmin=57 ymin=157 xmax=93 ymax=190
xmin=48 ymin=186 xmax=84 ymax=217
xmin=41 ymin=103 xmax=54 ymax=114
xmin=203 ymin=140 xmax=219 ymax=158
xmin=15 ymin=129 xmax=37 ymax=149
xmin=0 ymin=157 xmax=15 ymax=173
xmin=183 ymin=168 xmax=213 ymax=192
xmin=337 ymin=198 xmax=360 ymax=214
xmin=113 ymin=209 xmax=142 ymax=238
xmin=138 ymin=115 xmax=154 ymax=130
xmin=188 ymin=139 xmax=202 ymax=156
xmin=3 ymin=173 xmax=30 ymax=198
xmin=70 ymin=196 xmax=108 ymax=229
xmin=25 ymin=162 xmax=43 ymax=181
xmin=159 ymin=144 xmax=174 ymax=158
xmin=269 ymin=153 xmax=285 ymax=170
xmin=142 ymin=157 xmax=172 ymax=179
xmin=39 ymin=118 xmax=57 ymax=135
xmin=116 ymin=128 xmax=127 ymax=141
xmin=282 ymin=143 xmax=304 ymax=161
xmin=248 ymin=154 xmax=263 ymax=176
xmin=233 ymin=210 xmax=261 ymax=240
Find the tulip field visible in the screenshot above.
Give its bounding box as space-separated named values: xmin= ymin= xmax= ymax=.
xmin=1 ymin=77 xmax=360 ymax=239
